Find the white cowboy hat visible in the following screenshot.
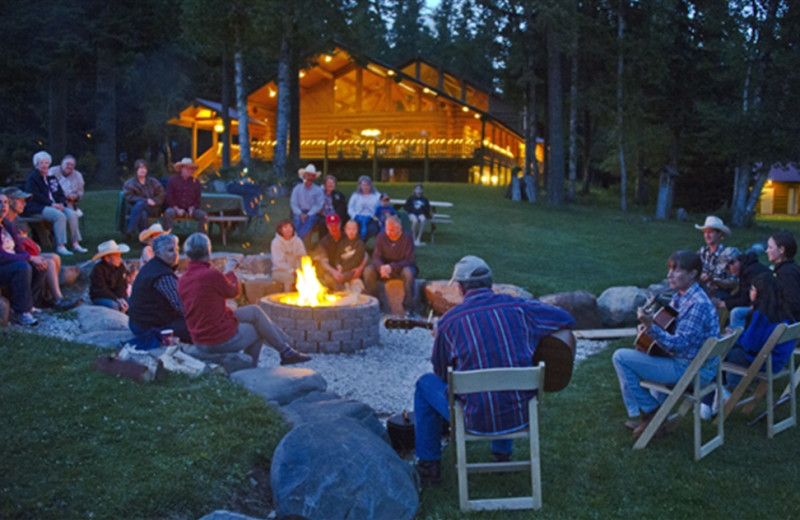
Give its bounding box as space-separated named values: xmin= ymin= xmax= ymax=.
xmin=138 ymin=222 xmax=168 ymax=243
xmin=297 ymin=163 xmax=320 ymax=180
xmin=92 ymin=240 xmax=131 ymax=261
xmin=173 ymin=157 xmax=199 ymax=172
xmin=694 ymin=215 xmax=731 ymax=235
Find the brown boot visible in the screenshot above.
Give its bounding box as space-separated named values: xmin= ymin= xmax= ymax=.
xmin=632 ymin=408 xmax=658 ymax=438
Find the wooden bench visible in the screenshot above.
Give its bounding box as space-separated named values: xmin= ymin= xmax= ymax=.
xmin=207 ymin=214 xmax=249 ymax=245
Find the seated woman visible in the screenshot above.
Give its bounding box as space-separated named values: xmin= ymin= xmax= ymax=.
xmin=89 ymin=240 xmax=130 ymax=313
xmin=767 ymin=230 xmax=800 ymax=321
xmin=177 ymin=233 xmax=310 ymax=366
xmin=612 ymin=250 xmax=719 ymax=437
xmin=347 ymin=175 xmax=381 ymax=242
xmin=404 ymin=183 xmax=431 ymax=246
xmin=270 ymin=219 xmax=306 ymax=292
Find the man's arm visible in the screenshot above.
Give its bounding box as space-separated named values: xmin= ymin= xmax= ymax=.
xmin=153 ymin=275 xmax=185 ymax=315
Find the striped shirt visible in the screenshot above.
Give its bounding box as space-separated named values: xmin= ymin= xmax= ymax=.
xmin=432 ymin=288 xmax=574 ymax=435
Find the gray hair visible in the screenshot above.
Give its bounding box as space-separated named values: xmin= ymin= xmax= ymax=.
xmin=61 ymin=155 xmax=76 ymax=166
xmin=153 ymin=234 xmax=178 ymax=263
xmin=32 ymin=151 xmax=52 ymax=168
xmin=184 ymin=232 xmax=211 ymax=261
xmin=356 ymin=175 xmax=377 ymax=194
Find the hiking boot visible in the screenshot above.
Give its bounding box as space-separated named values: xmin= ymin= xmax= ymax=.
xmin=54 ymin=298 xmax=82 ymax=311
xmin=632 ymin=408 xmax=657 ymax=438
xmin=13 ymin=312 xmax=38 ymax=327
xmin=415 ymin=459 xmax=441 ymax=485
xmin=280 ymin=349 xmax=312 ymax=365
xmin=491 ymin=451 xmax=512 ymax=463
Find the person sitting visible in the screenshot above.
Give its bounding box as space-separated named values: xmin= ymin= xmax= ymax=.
xmin=363 ymin=216 xmax=417 ymax=316
xmin=319 ymin=174 xmax=348 ymax=238
xmin=404 ymin=183 xmax=431 ymax=246
xmin=138 ymin=223 xmax=168 ymax=265
xmin=766 ymin=230 xmax=800 ymax=321
xmin=24 ymin=150 xmax=87 ymax=255
xmin=128 ymin=233 xmax=191 ymax=343
xmin=89 ymin=240 xmax=130 ymax=313
xmin=695 ymin=215 xmax=739 ymax=297
xmin=612 ymin=250 xmax=720 ymax=437
xmin=374 ymin=193 xmax=396 ymax=233
xmin=334 ymin=220 xmax=368 ymax=292
xmin=163 ymin=158 xmax=207 ymax=234
xmin=313 ymin=214 xmax=345 ymax=290
xmin=347 ymin=175 xmax=381 ymax=242
xmin=49 ymin=154 xmax=85 ymax=215
xmin=413 ymin=255 xmax=575 ymax=484
xmin=122 ymin=159 xmax=166 ymax=237
xmin=0 ymin=192 xmax=47 ymax=326
xmin=177 ymin=232 xmax=311 ymax=366
xmin=3 ymin=187 xmax=80 ymax=311
xmin=290 ymin=164 xmax=324 ymax=244
xmin=714 ymin=251 xmax=770 ymax=330
xmin=270 ymin=220 xmax=306 ymax=292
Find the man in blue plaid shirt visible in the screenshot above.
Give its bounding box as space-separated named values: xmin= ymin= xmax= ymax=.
xmin=414 ymin=255 xmax=574 ymax=485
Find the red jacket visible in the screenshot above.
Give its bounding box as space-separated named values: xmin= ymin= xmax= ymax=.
xmin=178 ymin=260 xmax=240 ymax=345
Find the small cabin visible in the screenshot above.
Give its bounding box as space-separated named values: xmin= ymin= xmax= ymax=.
xmin=759 ymin=164 xmax=800 ymax=215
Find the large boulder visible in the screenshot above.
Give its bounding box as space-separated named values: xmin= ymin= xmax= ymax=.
xmin=0 ymin=295 xmax=8 ymax=327
xmin=240 ymin=254 xmax=272 ymax=275
xmin=538 ymin=290 xmax=603 ymax=329
xmin=240 ymin=274 xmax=283 ymax=305
xmin=425 ymin=281 xmax=534 ymax=316
xmin=198 ymin=511 xmax=265 ymax=520
xmin=280 ymin=391 xmax=388 ymax=441
xmin=77 ymin=305 xmax=129 ymax=331
xmin=59 ymin=265 xmax=81 ymax=286
xmin=73 ymin=330 xmax=135 ymax=349
xmin=597 ymin=286 xmax=651 ymax=327
xmin=492 ymin=283 xmax=533 ymax=300
xmin=230 ymin=366 xmax=326 ymax=406
xmin=271 ymin=418 xmax=418 ymax=520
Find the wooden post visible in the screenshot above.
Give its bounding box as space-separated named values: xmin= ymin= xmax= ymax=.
xmin=324 ymin=141 xmax=329 ymax=175
xmin=424 ymin=138 xmax=430 ymax=183
xmin=191 ymin=121 xmax=198 ymax=161
xmin=372 ymin=138 xmax=379 ymax=182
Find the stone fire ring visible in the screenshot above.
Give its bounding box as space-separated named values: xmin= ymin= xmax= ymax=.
xmin=259 ymin=294 xmax=381 ymax=354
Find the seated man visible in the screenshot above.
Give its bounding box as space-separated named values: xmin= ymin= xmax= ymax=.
xmin=122 ymin=159 xmax=166 ymax=237
xmin=414 ymin=256 xmax=575 ymax=484
xmin=290 ymin=164 xmax=324 ymax=243
xmin=163 ymin=158 xmax=207 ymax=233
xmin=3 ymin=187 xmax=80 ymax=311
xmin=128 ymin=233 xmax=191 ymax=343
xmin=695 ymin=216 xmax=739 ymax=298
xmin=49 ymin=154 xmax=85 ymax=214
xmin=363 ymin=216 xmax=417 ymax=316
xmin=0 ymin=192 xmax=47 ymax=326
xmin=178 ymin=233 xmax=311 ymax=366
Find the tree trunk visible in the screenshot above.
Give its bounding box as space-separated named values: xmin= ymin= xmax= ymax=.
xmin=634 ymin=149 xmax=649 ymax=205
xmin=523 ymin=4 xmax=538 ymax=202
xmin=581 ymin=109 xmax=592 ymax=194
xmin=95 ymin=46 xmax=117 ymax=187
xmin=617 ymin=1 xmax=627 ymax=212
xmin=567 ymin=33 xmax=578 ymax=202
xmin=273 ymin=33 xmax=291 ymax=181
xmin=288 ymin=40 xmax=301 ymax=174
xmin=546 ymin=25 xmax=564 ymax=206
xmin=655 ymin=138 xmax=679 ymax=220
xmin=234 ymin=26 xmax=250 ymax=167
xmin=48 ymin=76 xmax=67 ymax=160
xmin=221 ymin=49 xmax=231 ymax=169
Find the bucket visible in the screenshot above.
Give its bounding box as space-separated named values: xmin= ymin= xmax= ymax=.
xmin=387 ymin=410 xmax=415 ymax=452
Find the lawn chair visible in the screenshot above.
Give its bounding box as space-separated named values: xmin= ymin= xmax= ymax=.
xmin=779 ymin=341 xmax=800 ymax=401
xmin=447 ymin=364 xmax=544 ymax=512
xmin=719 ymin=322 xmax=800 ymax=438
xmin=633 ymin=328 xmax=742 ymax=460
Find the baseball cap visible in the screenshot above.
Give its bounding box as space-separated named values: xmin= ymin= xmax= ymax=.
xmin=2 ymin=187 xmax=32 ymax=200
xmin=380 ymin=192 xmax=391 ymax=200
xmin=449 ymin=255 xmax=492 ymax=285
xmin=325 ymin=213 xmax=341 ymax=226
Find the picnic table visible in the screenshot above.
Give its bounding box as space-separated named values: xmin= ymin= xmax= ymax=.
xmin=390 ymin=198 xmax=453 ymax=243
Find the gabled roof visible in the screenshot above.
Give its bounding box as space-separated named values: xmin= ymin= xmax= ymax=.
xmin=769 ymin=163 xmax=800 ymax=182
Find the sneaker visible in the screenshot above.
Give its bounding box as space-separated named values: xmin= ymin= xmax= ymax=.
xmin=72 ymin=244 xmax=88 ymax=254
xmin=415 ymin=459 xmax=442 ymax=485
xmin=75 ymin=209 xmax=84 ymax=218
xmin=13 ymin=312 xmax=38 ymax=326
xmin=710 ymin=387 xmax=732 ymax=416
xmin=700 ymin=403 xmax=713 ymax=420
xmin=491 ymin=451 xmax=512 ymax=463
xmin=56 ymin=245 xmax=73 ymax=256
xmin=280 ymin=349 xmax=312 ymax=365
xmin=54 ymin=298 xmax=82 ymax=311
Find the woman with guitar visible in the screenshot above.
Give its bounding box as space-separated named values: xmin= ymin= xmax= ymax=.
xmin=612 ymin=250 xmax=719 ymax=437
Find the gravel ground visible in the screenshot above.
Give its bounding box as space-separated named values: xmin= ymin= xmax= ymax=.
xmin=16 ymin=310 xmax=608 ymax=417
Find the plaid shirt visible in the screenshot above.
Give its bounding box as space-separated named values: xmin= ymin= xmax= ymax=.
xmin=697 ymin=243 xmax=740 ymax=285
xmin=649 ymin=282 xmax=719 ymax=361
xmin=432 ymin=288 xmax=574 ymax=435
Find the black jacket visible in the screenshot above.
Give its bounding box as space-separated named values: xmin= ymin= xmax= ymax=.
xmin=722 ymin=252 xmax=770 ymax=310
xmin=775 ymin=259 xmax=800 ymax=321
xmin=23 ymin=169 xmax=66 ymax=215
xmin=128 ymin=257 xmax=183 ymax=330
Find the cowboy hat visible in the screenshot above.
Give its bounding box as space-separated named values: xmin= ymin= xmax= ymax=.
xmin=297 ymin=163 xmax=321 ymax=179
xmin=173 ymin=157 xmax=199 ymax=172
xmin=138 ymin=223 xmax=168 ymax=243
xmin=694 ymin=215 xmax=731 ymax=235
xmin=92 ymin=240 xmax=131 ymax=261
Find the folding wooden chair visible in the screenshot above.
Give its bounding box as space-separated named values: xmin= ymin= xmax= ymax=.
xmin=448 ymin=364 xmax=545 ymax=512
xmin=720 ymin=322 xmax=800 ymax=438
xmin=633 ymin=328 xmax=742 ymax=460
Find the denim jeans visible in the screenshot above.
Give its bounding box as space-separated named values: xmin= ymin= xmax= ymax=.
xmin=612 ymin=348 xmax=715 ymax=417
xmin=414 ymin=373 xmax=512 ymax=461
xmin=292 ymin=213 xmax=321 ymax=240
xmin=92 ymin=298 xmax=125 ymax=311
xmin=127 ymin=200 xmax=161 ymax=234
xmin=0 ymin=260 xmax=36 ymax=313
xmin=729 ymin=306 xmax=750 ymax=330
xmin=363 ymin=264 xmax=418 ymax=312
xmin=353 ymin=215 xmax=380 ymax=242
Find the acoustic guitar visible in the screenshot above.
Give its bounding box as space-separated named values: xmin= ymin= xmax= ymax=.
xmin=633 ymin=297 xmax=677 ymax=357
xmin=383 ymin=317 xmax=576 ymax=392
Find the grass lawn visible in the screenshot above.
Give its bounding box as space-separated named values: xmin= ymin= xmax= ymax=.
xmin=3 ymin=184 xmax=800 ymax=518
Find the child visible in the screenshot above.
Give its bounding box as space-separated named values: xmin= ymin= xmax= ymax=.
xmin=270 ymin=219 xmax=306 ymax=291
xmin=404 ymin=183 xmax=431 ymax=246
xmin=89 ymin=240 xmax=130 ymax=313
xmin=375 ymin=193 xmax=396 ymax=233
xmin=138 ymin=222 xmax=167 ymax=265
xmin=335 ymin=220 xmax=368 ymax=292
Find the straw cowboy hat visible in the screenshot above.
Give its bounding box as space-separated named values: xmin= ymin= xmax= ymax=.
xmin=138 ymin=222 xmax=168 ymax=243
xmin=173 ymin=157 xmax=200 ymax=172
xmin=694 ymin=215 xmax=731 ymax=235
xmin=92 ymin=240 xmax=131 ymax=261
xmin=298 ymin=163 xmax=321 ymax=180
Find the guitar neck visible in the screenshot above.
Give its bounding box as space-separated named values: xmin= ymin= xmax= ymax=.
xmin=383 ymin=317 xmax=434 ymax=331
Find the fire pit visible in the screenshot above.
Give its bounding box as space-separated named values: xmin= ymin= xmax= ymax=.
xmin=259 ymin=256 xmax=381 ymax=353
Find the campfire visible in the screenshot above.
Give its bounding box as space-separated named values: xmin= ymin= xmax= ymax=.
xmin=277 ymin=256 xmax=357 ymax=307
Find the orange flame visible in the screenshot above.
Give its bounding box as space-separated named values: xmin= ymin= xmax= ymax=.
xmin=279 ymin=256 xmax=338 ymax=307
